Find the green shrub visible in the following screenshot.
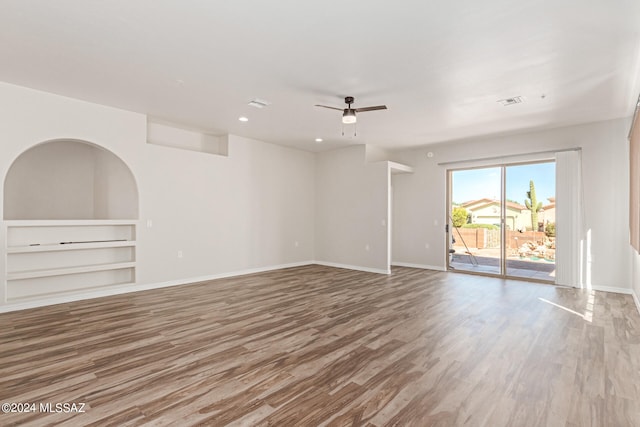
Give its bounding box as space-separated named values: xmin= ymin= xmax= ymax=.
xmin=452 ymin=207 xmax=468 ymax=228
xmin=545 ymin=222 xmax=556 ymax=237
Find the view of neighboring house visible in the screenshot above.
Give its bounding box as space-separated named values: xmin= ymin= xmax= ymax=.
xmin=541 ymin=197 xmax=556 ymax=225
xmin=460 ymin=197 xmax=555 ymax=231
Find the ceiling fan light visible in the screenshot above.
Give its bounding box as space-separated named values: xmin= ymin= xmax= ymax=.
xmin=342 ymin=109 xmax=357 ymax=124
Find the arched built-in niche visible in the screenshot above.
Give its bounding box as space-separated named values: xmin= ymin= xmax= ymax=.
xmin=4 ymin=139 xmax=138 ymax=220
xmin=3 ymin=140 xmax=139 ymax=303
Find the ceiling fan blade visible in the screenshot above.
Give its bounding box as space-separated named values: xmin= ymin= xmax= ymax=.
xmin=355 ymin=105 xmax=387 ymax=112
xmin=314 ymin=104 xmax=344 ymax=111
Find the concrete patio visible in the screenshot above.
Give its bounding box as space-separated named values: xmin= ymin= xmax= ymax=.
xmin=450 ymin=252 xmax=556 ymax=282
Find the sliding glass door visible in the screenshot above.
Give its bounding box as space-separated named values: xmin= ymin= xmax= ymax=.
xmin=505 ymin=163 xmax=556 ymax=281
xmin=448 ymin=161 xmax=556 ymax=282
xmin=449 ymin=167 xmax=502 ymax=275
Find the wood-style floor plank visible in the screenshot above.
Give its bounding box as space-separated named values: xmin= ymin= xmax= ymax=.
xmin=1 ymin=265 xmax=639 ymax=426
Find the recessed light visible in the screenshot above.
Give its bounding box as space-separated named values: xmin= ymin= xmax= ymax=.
xmin=315 ymin=138 xmax=323 ymax=143
xmin=238 ymin=116 xmax=249 ymax=122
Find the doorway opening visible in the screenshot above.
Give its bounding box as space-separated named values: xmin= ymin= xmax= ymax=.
xmin=447 ymin=161 xmax=556 ymax=282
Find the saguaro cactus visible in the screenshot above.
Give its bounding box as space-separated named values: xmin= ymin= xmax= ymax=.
xmin=524 ymin=180 xmax=543 ymax=230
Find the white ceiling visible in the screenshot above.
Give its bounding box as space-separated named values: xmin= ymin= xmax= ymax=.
xmin=1 ymin=0 xmax=640 ymax=152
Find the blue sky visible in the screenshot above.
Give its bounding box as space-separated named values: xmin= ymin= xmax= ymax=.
xmin=451 ymin=162 xmax=555 ymax=206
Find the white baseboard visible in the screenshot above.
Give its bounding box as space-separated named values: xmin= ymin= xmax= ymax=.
xmin=313 ymin=261 xmax=390 ymax=275
xmin=0 ymin=261 xmax=315 ymax=313
xmin=589 ymin=285 xmax=633 ymax=295
xmin=11 ymin=261 xmax=632 ymax=314
xmin=391 ymin=262 xmax=446 ymax=272
xmin=633 ymin=290 xmax=640 ymax=316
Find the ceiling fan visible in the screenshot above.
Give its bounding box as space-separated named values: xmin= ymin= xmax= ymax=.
xmin=315 ymin=96 xmax=387 ymax=124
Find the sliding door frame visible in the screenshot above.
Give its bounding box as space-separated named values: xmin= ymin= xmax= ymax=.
xmin=446 ymin=159 xmax=555 ymax=284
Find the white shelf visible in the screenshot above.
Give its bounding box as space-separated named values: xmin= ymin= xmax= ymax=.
xmin=5 ymin=221 xmax=137 ymax=300
xmin=8 ymin=282 xmax=137 ymax=303
xmin=3 ymin=219 xmax=138 ymax=227
xmin=7 ymin=262 xmax=136 ymax=281
xmin=7 ymin=240 xmax=136 ymax=254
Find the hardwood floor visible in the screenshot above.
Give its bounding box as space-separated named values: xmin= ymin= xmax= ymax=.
xmin=1 ymin=265 xmax=639 ymax=426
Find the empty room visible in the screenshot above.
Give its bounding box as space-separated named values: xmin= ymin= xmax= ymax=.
xmin=1 ymin=1 xmax=640 ymax=426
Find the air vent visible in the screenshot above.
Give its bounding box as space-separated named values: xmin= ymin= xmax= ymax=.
xmin=248 ymin=99 xmax=271 ymax=109
xmin=497 ymin=96 xmax=523 ymax=106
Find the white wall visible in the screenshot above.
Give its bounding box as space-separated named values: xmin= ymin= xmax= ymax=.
xmin=391 ymin=159 xmax=447 ymax=270
xmin=0 ymin=82 xmax=315 ymax=306
xmin=147 ymin=120 xmax=227 ymax=156
xmin=92 ymin=146 xmax=139 ymax=219
xmin=4 ymin=140 xmax=96 ymax=219
xmin=4 ymin=139 xmax=139 ymax=220
xmin=392 ymin=119 xmax=632 ymax=291
xmin=315 ymin=145 xmax=390 ymax=273
xmin=136 ymin=134 xmax=315 ymax=284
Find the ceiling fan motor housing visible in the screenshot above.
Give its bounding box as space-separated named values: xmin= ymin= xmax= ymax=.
xmin=342 ymin=108 xmax=357 ymax=124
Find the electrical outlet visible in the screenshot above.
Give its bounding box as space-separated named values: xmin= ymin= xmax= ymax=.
xmin=177 ymin=250 xmax=183 ymax=259
xmin=294 ymin=241 xmax=299 ymax=247
xmin=147 ymin=219 xmax=153 ymax=228
xmin=365 ymin=244 xmax=370 ymax=251
xmin=425 ymin=243 xmax=430 ymax=249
